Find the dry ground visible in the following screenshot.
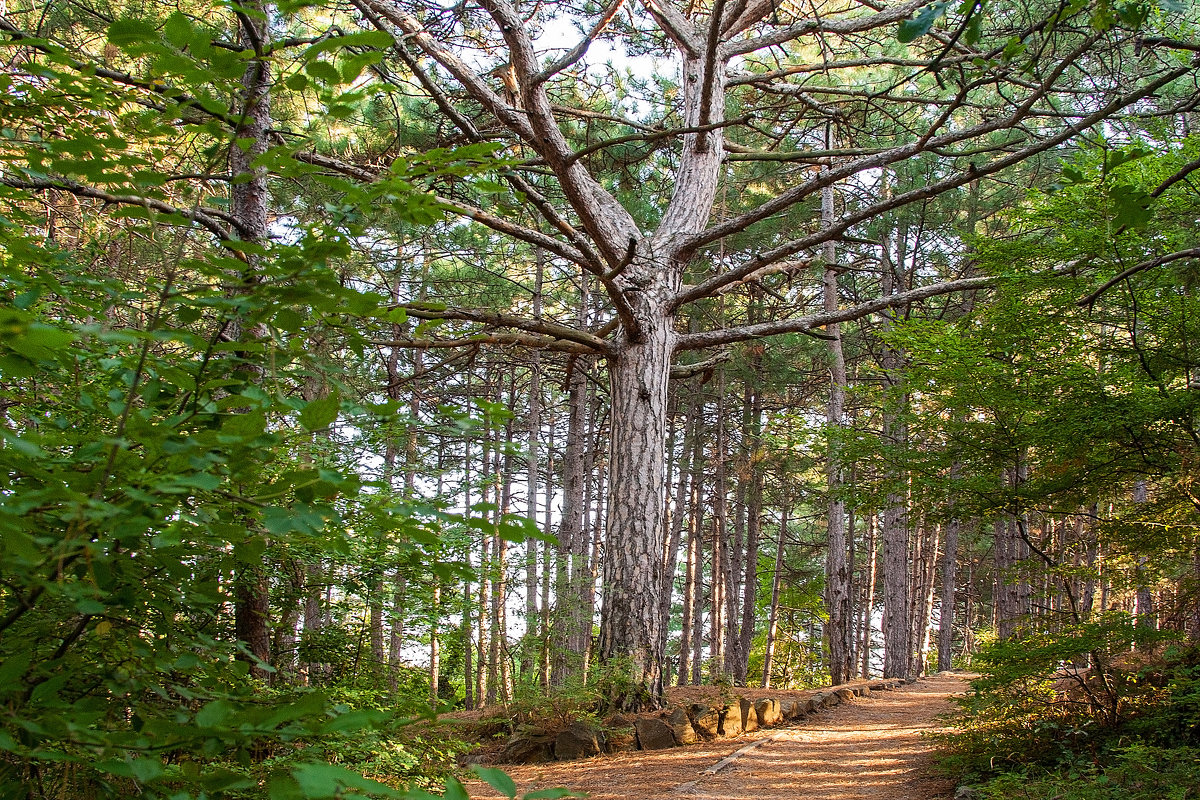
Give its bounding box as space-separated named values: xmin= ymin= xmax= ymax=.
xmin=464 ymin=673 xmax=969 ymax=800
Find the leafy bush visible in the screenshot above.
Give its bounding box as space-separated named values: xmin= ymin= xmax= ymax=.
xmin=971 ymin=745 xmax=1200 ymax=800
xmin=940 ymin=622 xmax=1200 ymax=800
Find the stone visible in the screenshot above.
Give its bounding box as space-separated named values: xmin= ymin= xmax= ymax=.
xmin=779 ymin=699 xmax=801 ymax=720
xmin=635 ymin=717 xmax=678 ymax=750
xmin=835 ymin=688 xmax=855 ymax=703
xmin=500 ymin=729 xmax=555 ymax=763
xmin=755 ymin=698 xmax=783 ymax=727
xmin=813 ymin=691 xmax=839 ymax=709
xmin=718 ymin=703 xmax=742 ymax=736
xmin=803 ymin=697 xmax=819 ymax=714
xmin=606 ymin=727 xmax=637 ymax=754
xmin=555 ymin=720 xmax=603 ymax=760
xmin=739 ymin=698 xmax=759 ymax=732
xmin=860 ymin=686 xmax=872 ymax=698
xmin=868 ymin=680 xmax=888 ymax=691
xmin=667 ymin=707 xmax=698 ymax=745
xmin=690 ymin=704 xmax=721 ymax=737
xmin=850 ymin=686 xmax=864 ymax=697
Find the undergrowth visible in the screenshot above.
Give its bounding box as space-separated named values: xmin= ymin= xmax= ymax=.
xmin=938 ymin=615 xmax=1200 ymax=800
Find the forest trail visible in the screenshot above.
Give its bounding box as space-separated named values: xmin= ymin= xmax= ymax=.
xmin=466 ymin=673 xmax=969 ymax=800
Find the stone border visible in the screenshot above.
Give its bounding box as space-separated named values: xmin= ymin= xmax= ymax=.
xmin=494 ymin=679 xmax=908 ymax=763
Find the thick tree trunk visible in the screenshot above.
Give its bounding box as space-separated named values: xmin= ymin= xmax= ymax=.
xmin=598 ymin=298 xmax=675 ymax=705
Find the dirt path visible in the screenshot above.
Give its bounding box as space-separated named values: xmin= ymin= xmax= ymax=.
xmin=467 ymin=674 xmax=968 ymax=800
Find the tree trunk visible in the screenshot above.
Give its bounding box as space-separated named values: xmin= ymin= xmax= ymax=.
xmin=554 ymin=354 xmax=589 ymax=683
xmin=861 ymin=512 xmax=878 ymax=678
xmin=822 ymin=177 xmax=853 ymax=685
xmin=430 ymin=582 xmax=440 ymax=706
xmin=763 ymin=503 xmax=788 ymax=688
xmin=598 ymin=297 xmax=675 ymax=705
xmin=937 ymin=518 xmax=960 ymax=672
xmin=230 ymin=3 xmax=272 ymax=682
xmin=736 ymin=369 xmax=763 ymax=686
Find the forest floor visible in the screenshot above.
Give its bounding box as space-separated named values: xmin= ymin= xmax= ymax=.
xmin=463 ymin=673 xmax=969 ymax=800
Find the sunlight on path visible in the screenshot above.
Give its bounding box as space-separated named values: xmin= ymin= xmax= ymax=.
xmin=469 ymin=674 xmax=968 ymax=800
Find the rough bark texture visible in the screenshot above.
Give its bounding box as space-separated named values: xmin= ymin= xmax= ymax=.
xmin=937 ymin=518 xmax=959 ymax=672
xmin=822 ymin=179 xmax=853 ymax=686
xmin=230 ymin=4 xmax=272 ymax=681
xmin=597 ymin=278 xmax=677 ymax=704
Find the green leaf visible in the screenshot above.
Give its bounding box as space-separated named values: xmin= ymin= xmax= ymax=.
xmin=163 ymin=13 xmax=194 ymax=49
xmin=4 ymin=322 xmax=74 ymax=360
xmin=1109 ymin=184 xmax=1153 ymax=229
xmin=0 ymin=652 xmax=32 ymax=687
xmin=442 ymin=778 xmax=470 ymax=800
xmin=108 ymin=18 xmax=157 ymax=47
xmin=304 ymin=30 xmax=394 ymax=57
xmin=298 ymin=391 xmax=340 ymax=431
xmin=304 ymin=60 xmax=343 ymax=85
xmin=195 ymin=699 xmax=234 ymax=728
xmin=897 ymin=2 xmax=949 ymax=43
xmin=471 ymin=766 xmax=517 ymax=799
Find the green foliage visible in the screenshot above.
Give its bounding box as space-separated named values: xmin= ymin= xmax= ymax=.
xmin=0 ymin=1 xmax=516 ymax=797
xmin=942 ymin=635 xmax=1200 ymax=799
xmin=972 ymin=745 xmax=1200 ymax=800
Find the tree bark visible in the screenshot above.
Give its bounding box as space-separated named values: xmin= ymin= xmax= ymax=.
xmin=763 ymin=503 xmax=788 ymax=689
xmin=937 ymin=518 xmax=960 ymax=672
xmin=822 ymin=176 xmax=853 ymax=685
xmin=598 ymin=301 xmax=675 ymax=704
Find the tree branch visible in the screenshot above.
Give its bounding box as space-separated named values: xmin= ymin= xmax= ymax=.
xmin=721 ymin=0 xmax=928 ymax=58
xmin=642 ymin=0 xmax=703 ymax=56
xmin=398 ymin=303 xmax=614 ymax=355
xmin=534 ymin=0 xmax=627 ymax=84
xmin=373 ymin=332 xmax=598 ymax=354
xmin=3 ymin=176 xmax=237 ymax=241
xmin=673 ymin=55 xmax=1196 ymax=306
xmin=674 ymin=276 xmax=993 ymax=351
xmin=1078 ymin=247 xmax=1200 ymax=307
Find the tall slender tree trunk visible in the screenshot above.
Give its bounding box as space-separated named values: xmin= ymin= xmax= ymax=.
xmin=429 ymin=582 xmax=440 ymax=706
xmin=763 ymin=502 xmax=788 ymax=689
xmin=554 ymin=355 xmax=589 ymax=682
xmin=662 ymin=390 xmax=699 ymax=672
xmin=938 ymin=517 xmax=960 ymax=672
xmin=736 ymin=358 xmax=763 ymax=685
xmin=230 ymin=4 xmax=272 ymax=682
xmin=822 ymin=177 xmax=853 ymax=685
xmin=861 ymin=512 xmax=878 ymax=678
xmin=523 ymin=250 xmax=543 ymax=678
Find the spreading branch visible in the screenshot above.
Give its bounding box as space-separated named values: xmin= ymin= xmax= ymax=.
xmin=674 ymin=276 xmax=993 ymax=351
xmin=673 ymin=56 xmax=1197 ymax=307
xmin=397 ymin=303 xmax=614 ymax=355
xmin=3 ymin=176 xmax=238 ymax=242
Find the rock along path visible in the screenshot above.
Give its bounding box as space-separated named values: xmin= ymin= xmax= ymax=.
xmin=466 ymin=673 xmax=968 ymax=800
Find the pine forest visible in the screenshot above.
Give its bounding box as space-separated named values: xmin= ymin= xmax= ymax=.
xmin=2 ymin=0 xmax=1200 ymax=798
